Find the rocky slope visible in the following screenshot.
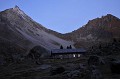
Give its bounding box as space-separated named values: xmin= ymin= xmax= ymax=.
xmin=1 ymin=6 xmax=120 ymax=51
xmin=0 ymin=6 xmax=74 ymax=65
xmin=62 ymin=14 xmax=120 ymax=48
xmin=0 ymin=6 xmax=120 ymax=63
xmin=0 ymin=6 xmax=74 ymax=51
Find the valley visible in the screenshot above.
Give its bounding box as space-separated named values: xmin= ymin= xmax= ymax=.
xmin=0 ymin=6 xmax=120 ymax=79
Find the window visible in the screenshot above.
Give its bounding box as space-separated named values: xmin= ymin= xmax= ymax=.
xmin=73 ymin=54 xmax=76 ymax=57
xmin=78 ymin=54 xmax=81 ymax=57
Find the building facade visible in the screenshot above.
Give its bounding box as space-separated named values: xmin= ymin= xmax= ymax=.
xmin=51 ymin=48 xmax=86 ymax=59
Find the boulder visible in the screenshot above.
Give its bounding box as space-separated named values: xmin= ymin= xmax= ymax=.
xmin=88 ymin=55 xmax=105 ymax=66
xmin=27 ymin=46 xmax=49 ymax=59
xmin=50 ymin=67 xmax=65 ymax=75
xmin=110 ymin=60 xmax=120 ymax=74
xmin=66 ymin=70 xmax=81 ymax=79
xmin=89 ymin=65 xmax=103 ymax=79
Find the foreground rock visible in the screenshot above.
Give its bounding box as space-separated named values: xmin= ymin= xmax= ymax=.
xmin=27 ymin=46 xmax=49 ymax=59
xmin=110 ymin=60 xmax=120 ymax=74
xmin=50 ymin=67 xmax=65 ymax=75
xmin=88 ymin=55 xmax=105 ymax=66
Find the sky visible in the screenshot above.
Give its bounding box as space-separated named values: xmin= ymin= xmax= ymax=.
xmin=0 ymin=0 xmax=120 ymax=33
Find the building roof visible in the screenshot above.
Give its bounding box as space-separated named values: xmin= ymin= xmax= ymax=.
xmin=51 ymin=48 xmax=86 ymax=54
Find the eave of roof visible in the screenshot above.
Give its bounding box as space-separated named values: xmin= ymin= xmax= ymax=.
xmin=51 ymin=48 xmax=86 ymax=54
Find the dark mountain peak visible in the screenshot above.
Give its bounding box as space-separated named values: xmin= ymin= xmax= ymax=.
xmin=101 ymin=14 xmax=119 ymax=20
xmin=13 ymin=5 xmax=21 ymax=11
xmin=64 ymin=14 xmax=120 ymax=48
xmin=14 ymin=5 xmax=20 ymax=9
xmin=86 ymin=14 xmax=120 ymax=28
xmin=11 ymin=5 xmax=25 ymax=15
xmin=106 ymin=14 xmax=114 ymax=17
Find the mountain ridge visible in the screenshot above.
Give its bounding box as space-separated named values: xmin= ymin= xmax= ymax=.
xmin=0 ymin=6 xmax=120 ymax=66
xmin=0 ymin=6 xmax=74 ymax=52
xmin=62 ymin=14 xmax=120 ymax=48
xmin=0 ymin=6 xmax=120 ymax=49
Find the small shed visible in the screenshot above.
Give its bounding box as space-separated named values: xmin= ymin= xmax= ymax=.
xmin=51 ymin=48 xmax=86 ymax=59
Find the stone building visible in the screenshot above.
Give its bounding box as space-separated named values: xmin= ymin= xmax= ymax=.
xmin=51 ymin=48 xmax=86 ymax=59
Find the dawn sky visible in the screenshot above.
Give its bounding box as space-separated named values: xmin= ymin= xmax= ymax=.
xmin=0 ymin=0 xmax=120 ymax=33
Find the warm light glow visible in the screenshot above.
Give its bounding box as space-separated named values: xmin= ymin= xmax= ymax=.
xmin=78 ymin=54 xmax=81 ymax=57
xmin=73 ymin=54 xmax=75 ymax=57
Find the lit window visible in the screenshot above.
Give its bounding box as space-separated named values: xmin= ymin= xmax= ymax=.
xmin=73 ymin=54 xmax=75 ymax=57
xmin=78 ymin=54 xmax=81 ymax=57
